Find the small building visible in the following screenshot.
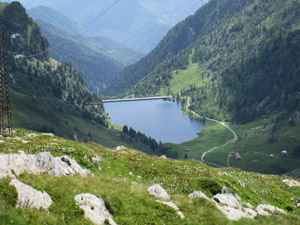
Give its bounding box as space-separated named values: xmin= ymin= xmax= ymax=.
xmin=234 ymin=152 xmax=242 ymax=160
xmin=279 ymin=150 xmax=288 ymax=157
xmin=270 ymin=154 xmax=274 ymax=158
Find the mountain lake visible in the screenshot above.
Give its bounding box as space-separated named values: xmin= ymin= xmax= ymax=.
xmin=104 ymin=99 xmax=205 ymax=144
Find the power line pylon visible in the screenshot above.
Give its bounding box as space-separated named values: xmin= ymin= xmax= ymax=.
xmin=0 ymin=27 xmax=12 ymax=134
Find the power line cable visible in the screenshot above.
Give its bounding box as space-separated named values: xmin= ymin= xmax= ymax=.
xmin=50 ymin=0 xmax=59 ymax=8
xmin=9 ymin=0 xmax=120 ymax=59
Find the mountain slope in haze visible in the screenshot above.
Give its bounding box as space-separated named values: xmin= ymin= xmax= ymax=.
xmin=36 ymin=19 xmax=123 ymax=94
xmin=27 ymin=6 xmax=143 ymax=94
xmin=28 ymin=6 xmax=142 ymax=66
xmin=18 ymin=0 xmax=208 ymax=54
xmin=109 ymin=0 xmax=300 ymax=124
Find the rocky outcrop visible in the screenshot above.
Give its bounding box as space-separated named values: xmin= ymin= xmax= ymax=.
xmin=92 ymin=156 xmax=102 ymax=170
xmin=156 ymin=200 xmax=185 ymax=219
xmin=74 ymin=193 xmax=117 ymax=225
xmin=0 ymin=152 xmax=90 ymax=178
xmin=188 ymin=191 xmax=210 ymax=201
xmin=282 ymin=179 xmax=300 ymax=187
xmin=10 ymin=179 xmax=52 ymax=210
xmin=147 ymin=184 xmax=170 ymax=200
xmin=190 ymin=190 xmax=285 ymax=221
xmin=256 ymin=204 xmax=286 ymax=216
xmin=213 ymin=193 xmax=257 ymax=220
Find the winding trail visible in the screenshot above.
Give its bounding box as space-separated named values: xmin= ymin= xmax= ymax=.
xmin=184 ymin=97 xmax=238 ymax=167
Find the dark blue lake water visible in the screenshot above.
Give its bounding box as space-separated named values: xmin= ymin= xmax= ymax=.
xmin=104 ymin=99 xmax=205 ymax=144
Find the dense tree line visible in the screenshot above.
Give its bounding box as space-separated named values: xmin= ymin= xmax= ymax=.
xmin=112 ymin=0 xmax=300 ymax=123
xmin=122 ymin=125 xmax=169 ymax=156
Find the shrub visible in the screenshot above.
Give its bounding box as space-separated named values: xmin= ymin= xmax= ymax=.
xmin=198 ymin=178 xmax=222 ymax=195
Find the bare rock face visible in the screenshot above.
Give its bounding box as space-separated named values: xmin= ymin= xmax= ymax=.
xmin=74 ymin=193 xmax=117 ymax=225
xmin=256 ymin=204 xmax=286 ymax=216
xmin=147 ymin=184 xmax=170 ymax=200
xmin=188 ymin=191 xmax=210 ymax=201
xmin=156 ymin=200 xmax=185 ymax=219
xmin=9 ymin=179 xmax=52 ymax=210
xmin=0 ymin=152 xmax=90 ymax=178
xmin=282 ymin=179 xmax=300 ymax=187
xmin=212 ymin=193 xmax=257 ymax=221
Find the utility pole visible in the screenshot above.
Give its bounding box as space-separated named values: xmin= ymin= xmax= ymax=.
xmin=0 ymin=27 xmax=12 ymax=134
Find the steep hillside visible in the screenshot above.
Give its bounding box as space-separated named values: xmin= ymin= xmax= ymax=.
xmin=109 ymin=0 xmax=300 ymax=124
xmin=18 ymin=0 xmax=208 ymax=54
xmin=36 ymin=20 xmax=123 ymax=94
xmin=28 ymin=6 xmax=142 ymax=66
xmin=1 ymin=129 xmax=300 ymax=224
xmin=0 ymin=2 xmax=164 ymax=155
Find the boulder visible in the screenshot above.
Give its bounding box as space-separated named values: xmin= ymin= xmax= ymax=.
xmin=10 ymin=179 xmax=52 ymax=210
xmin=188 ymin=191 xmax=210 ymax=201
xmin=0 ymin=152 xmax=90 ymax=178
xmin=156 ymin=200 xmax=184 ymax=219
xmin=114 ymin=146 xmax=126 ymax=151
xmin=92 ymin=156 xmax=102 ymax=170
xmin=256 ymin=204 xmax=286 ymax=216
xmin=282 ymin=179 xmax=300 ymax=187
xmin=213 ymin=193 xmax=242 ymax=209
xmin=74 ymin=193 xmax=116 ymax=225
xmin=212 ymin=193 xmax=256 ymax=220
xmin=147 ymin=184 xmax=170 ymax=200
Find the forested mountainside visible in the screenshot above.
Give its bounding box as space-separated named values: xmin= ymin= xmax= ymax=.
xmin=1 ymin=2 xmax=107 ymax=136
xmin=36 ymin=19 xmax=123 ymax=94
xmin=28 ymin=6 xmax=142 ymax=66
xmin=108 ymin=0 xmax=300 ymax=123
xmin=19 ymin=0 xmax=208 ymax=54
xmin=27 ymin=6 xmax=142 ymax=94
xmin=0 ymin=1 xmax=169 ymax=156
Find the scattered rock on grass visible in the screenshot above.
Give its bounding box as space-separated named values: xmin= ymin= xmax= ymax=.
xmin=188 ymin=191 xmax=210 ymax=201
xmin=114 ymin=146 xmax=126 ymax=151
xmin=74 ymin=193 xmax=117 ymax=225
xmin=147 ymin=184 xmax=170 ymax=200
xmin=256 ymin=204 xmax=286 ymax=216
xmin=212 ymin=193 xmax=257 ymax=220
xmin=10 ymin=179 xmax=52 ymax=210
xmin=156 ymin=200 xmax=185 ymax=219
xmin=0 ymin=152 xmax=90 ymax=178
xmin=92 ymin=156 xmax=102 ymax=170
xmin=282 ymin=179 xmax=300 ymax=187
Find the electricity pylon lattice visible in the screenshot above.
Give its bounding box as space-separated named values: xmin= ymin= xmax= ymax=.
xmin=0 ymin=28 xmax=12 ymax=134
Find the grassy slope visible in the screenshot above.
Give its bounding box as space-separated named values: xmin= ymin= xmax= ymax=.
xmin=11 ymin=84 xmax=157 ymax=153
xmin=1 ymin=129 xmax=300 ymax=224
xmin=164 ymin=110 xmax=300 ymax=176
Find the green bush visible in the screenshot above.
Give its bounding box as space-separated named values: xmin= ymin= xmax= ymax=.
xmin=199 ymin=178 xmax=222 ymax=196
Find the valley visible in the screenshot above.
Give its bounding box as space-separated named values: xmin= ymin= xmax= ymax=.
xmin=0 ymin=0 xmax=300 ymax=224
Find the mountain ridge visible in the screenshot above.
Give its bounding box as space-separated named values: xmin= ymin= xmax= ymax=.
xmin=108 ymin=0 xmax=300 ymax=124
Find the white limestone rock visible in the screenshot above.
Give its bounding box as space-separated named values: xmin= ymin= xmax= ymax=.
xmin=212 ymin=193 xmax=256 ymax=220
xmin=256 ymin=204 xmax=286 ymax=216
xmin=0 ymin=152 xmax=90 ymax=178
xmin=13 ymin=136 xmax=31 ymax=144
xmin=42 ymin=133 xmax=54 ymax=136
xmin=92 ymin=156 xmax=102 ymax=170
xmin=10 ymin=179 xmax=52 ymax=210
xmin=114 ymin=146 xmax=126 ymax=151
xmin=147 ymin=184 xmax=170 ymax=200
xmin=156 ymin=200 xmax=185 ymax=219
xmin=74 ymin=193 xmax=117 ymax=225
xmin=282 ymin=179 xmax=300 ymax=187
xmin=188 ymin=191 xmax=210 ymax=201
xmin=213 ymin=193 xmax=242 ymax=210
xmin=0 ymin=167 xmax=15 ymax=179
